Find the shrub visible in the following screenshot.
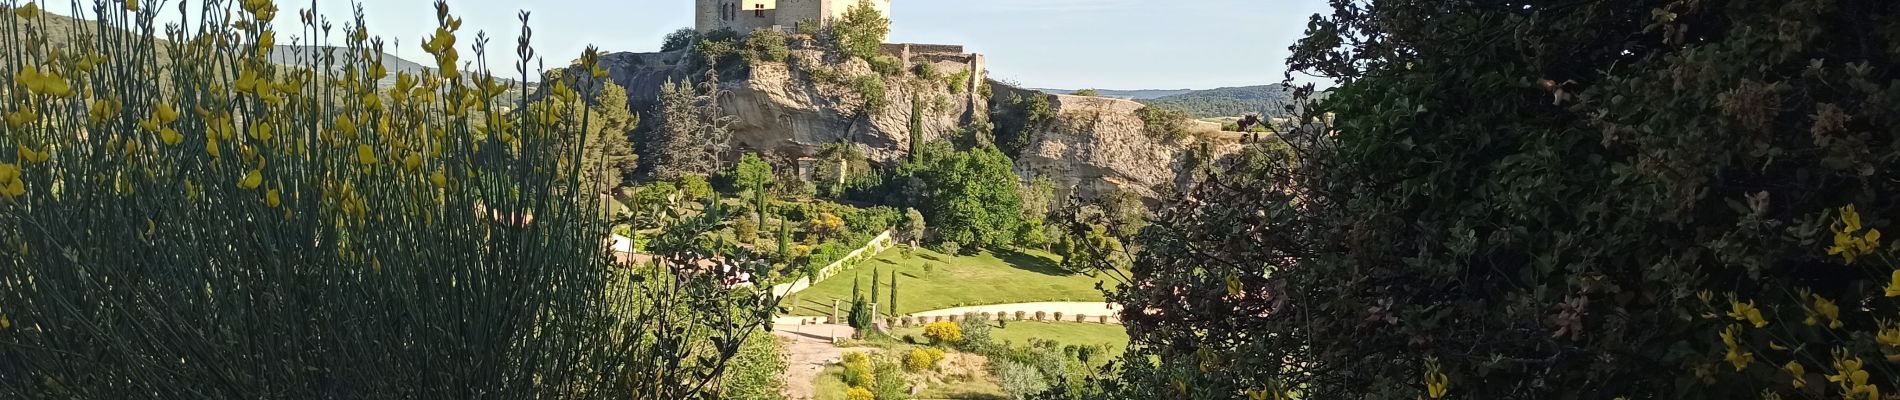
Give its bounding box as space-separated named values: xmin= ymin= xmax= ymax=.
xmin=938 ymin=241 xmax=961 ymax=256
xmin=1052 ymin=312 xmax=1064 ymax=321
xmin=1034 ymin=311 xmax=1047 ymax=321
xmin=870 ymin=55 xmax=904 ymax=76
xmin=944 ymin=69 xmax=972 ymax=94
xmin=992 ymin=359 xmax=1050 ymax=399
xmin=912 ymin=61 xmax=939 ymax=79
xmin=721 ymin=331 xmax=789 ymax=400
xmin=662 ymin=27 xmax=698 ymax=51
xmin=844 ymin=387 xmax=875 ymax=400
xmin=1072 ymin=88 xmax=1100 ymax=96
xmin=734 ymin=217 xmax=759 ymax=244
xmin=675 ymin=173 xmax=714 ymax=202
xmin=0 ymin=3 xmax=779 ymax=399
xmin=851 ymin=74 xmax=890 ymax=113
xmin=842 ymin=352 xmax=875 ymax=387
xmin=871 ymin=356 xmax=912 ymax=400
xmin=1014 ymin=311 xmax=1027 ymax=321
xmin=744 ymin=27 xmax=790 ymax=63
xmin=957 ymin=312 xmax=994 ymax=351
xmin=1136 ymin=106 xmax=1192 ymax=142
xmin=904 ymin=348 xmax=944 ymax=372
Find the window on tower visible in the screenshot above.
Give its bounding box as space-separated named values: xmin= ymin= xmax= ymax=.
xmin=755 ymin=4 xmax=765 ymax=18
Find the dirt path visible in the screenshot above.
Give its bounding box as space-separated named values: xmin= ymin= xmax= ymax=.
xmin=774 ymin=323 xmax=867 ymax=400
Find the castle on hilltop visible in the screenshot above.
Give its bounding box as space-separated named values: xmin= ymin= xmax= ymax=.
xmin=696 ymin=0 xmax=891 ymax=33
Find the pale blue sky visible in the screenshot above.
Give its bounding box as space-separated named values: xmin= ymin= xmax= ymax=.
xmin=44 ymin=0 xmax=1332 ymax=89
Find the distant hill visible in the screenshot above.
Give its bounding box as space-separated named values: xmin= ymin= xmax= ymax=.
xmin=268 ymin=45 xmax=431 ymax=75
xmin=1136 ymin=85 xmax=1299 ymax=118
xmin=1034 ymin=88 xmax=1195 ymax=100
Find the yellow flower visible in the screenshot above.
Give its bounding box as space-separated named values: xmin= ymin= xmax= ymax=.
xmin=1806 ymin=294 xmax=1842 ymax=329
xmin=14 ymin=2 xmax=39 ymax=19
xmin=1728 ymin=299 xmax=1768 ymax=328
xmin=1720 ymin=325 xmax=1754 ymax=371
xmin=238 ymin=169 xmax=263 ymax=190
xmin=1784 ymin=360 xmax=1806 ymax=389
xmin=124 ymin=0 xmax=138 ymax=11
xmin=0 ymin=163 xmax=24 ymax=202
xmin=155 ymin=104 xmax=179 ymax=123
xmin=17 ymin=145 xmax=48 ymax=163
xmin=249 ymin=123 xmax=272 ymax=141
xmin=206 ymin=139 xmax=220 ymax=158
xmin=1877 ymin=322 xmax=1900 ymax=348
xmin=5 ymin=109 xmax=38 ymax=128
xmin=403 ymin=152 xmax=423 ymax=172
xmin=1423 ymin=360 xmax=1450 ymax=399
xmin=1830 ymin=354 xmax=1880 ymax=400
xmin=1830 ymin=205 xmax=1882 ymax=265
xmin=1225 ymin=273 xmax=1243 ymax=297
xmin=265 ymin=188 xmax=281 ymax=208
xmin=1887 ymin=270 xmax=1900 ymax=298
xmin=160 ymin=128 xmax=183 ymax=145
xmin=356 ymin=144 xmax=377 ymax=166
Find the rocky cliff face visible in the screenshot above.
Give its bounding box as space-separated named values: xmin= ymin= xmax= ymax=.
xmin=995 ymin=84 xmax=1242 ymax=201
xmin=594 ymin=46 xmax=1231 ymax=200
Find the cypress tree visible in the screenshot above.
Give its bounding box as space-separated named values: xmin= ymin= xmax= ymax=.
xmin=870 ymin=266 xmax=880 ymax=314
xmin=888 ymin=273 xmax=898 ymax=316
xmin=908 ymin=93 xmax=923 ymax=160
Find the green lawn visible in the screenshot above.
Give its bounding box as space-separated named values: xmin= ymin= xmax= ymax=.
xmin=891 ymin=321 xmax=1130 ymax=358
xmin=784 ymin=248 xmax=1108 ymax=316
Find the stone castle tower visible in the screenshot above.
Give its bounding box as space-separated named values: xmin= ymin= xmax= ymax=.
xmin=696 ymin=0 xmax=892 ymax=34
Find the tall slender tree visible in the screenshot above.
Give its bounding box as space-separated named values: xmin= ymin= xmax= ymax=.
xmin=869 ymin=266 xmax=880 ymax=317
xmin=887 ymin=274 xmax=898 ymax=316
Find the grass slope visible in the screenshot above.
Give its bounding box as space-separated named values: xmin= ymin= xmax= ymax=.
xmin=784 ymin=249 xmax=1107 ymax=316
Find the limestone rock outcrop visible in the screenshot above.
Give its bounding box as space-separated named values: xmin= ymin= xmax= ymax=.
xmin=592 ymin=45 xmax=1234 ymax=201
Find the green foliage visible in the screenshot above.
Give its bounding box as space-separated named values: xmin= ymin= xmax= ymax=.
xmin=0 ymin=4 xmax=777 ymax=399
xmin=850 ymin=74 xmax=889 ymax=114
xmin=900 ymin=145 xmax=1023 ymax=249
xmin=1134 ymin=85 xmax=1297 ymax=118
xmin=719 ymin=330 xmax=789 ymax=400
xmin=992 ymin=93 xmax=1054 ymax=158
xmin=744 ymin=27 xmax=790 ymax=63
xmin=908 ymin=93 xmax=927 ymax=160
xmin=1135 ymin=106 xmax=1192 ymax=142
xmin=912 ymin=61 xmax=939 ymax=79
xmin=691 ymin=29 xmax=744 ymax=71
xmin=887 ymin=273 xmax=899 ymax=317
xmin=956 ymin=312 xmax=995 ymax=353
xmin=871 ymin=355 xmax=912 ymax=400
xmin=901 ymin=207 xmax=927 ymax=244
xmin=993 ymin=359 xmax=1050 ymax=400
xmin=826 ymin=0 xmax=890 ymax=60
xmin=1070 ymin=88 xmax=1100 ymax=97
xmin=662 ymin=27 xmax=698 ymax=52
xmin=937 ymin=240 xmax=962 ymax=256
xmin=1094 ymin=0 xmax=1900 ymax=399
xmin=549 ymin=73 xmax=639 ymax=194
xmin=675 ymin=173 xmax=714 ymax=203
xmin=734 ymin=216 xmax=759 ymax=244
xmin=651 ymin=77 xmax=735 ymax=178
xmin=848 ymin=275 xmax=873 ymax=331
xmin=944 ymin=69 xmax=972 ymax=94
xmin=733 ymin=153 xmax=776 ymax=192
xmin=869 ymin=55 xmax=904 ymax=76
xmin=844 ymin=387 xmax=875 ymax=400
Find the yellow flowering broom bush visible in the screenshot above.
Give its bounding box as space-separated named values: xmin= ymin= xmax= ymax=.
xmin=0 ymin=1 xmax=776 ymax=398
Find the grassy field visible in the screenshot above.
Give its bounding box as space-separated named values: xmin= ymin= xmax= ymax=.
xmin=783 ymin=248 xmax=1109 ymax=316
xmin=891 ymin=321 xmax=1130 ymax=358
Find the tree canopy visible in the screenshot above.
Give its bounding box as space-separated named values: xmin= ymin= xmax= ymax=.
xmin=1093 ymin=1 xmax=1900 ymax=399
